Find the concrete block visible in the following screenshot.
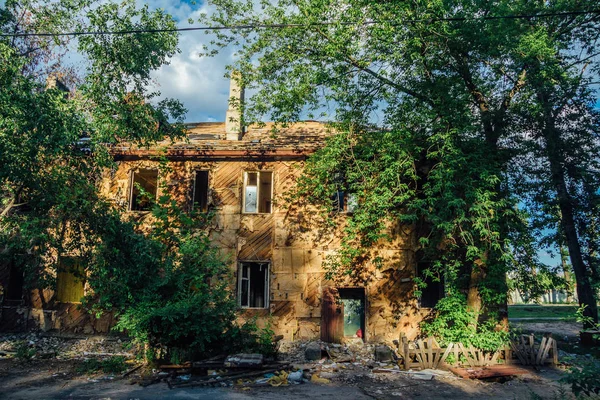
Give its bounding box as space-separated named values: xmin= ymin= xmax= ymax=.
xmin=305 ymin=341 xmax=322 ymax=361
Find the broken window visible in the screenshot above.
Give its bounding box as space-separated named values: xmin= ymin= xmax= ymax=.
xmin=56 ymin=258 xmax=85 ymax=303
xmin=331 ymin=173 xmax=357 ymax=213
xmin=129 ymin=169 xmax=158 ymax=211
xmin=238 ymin=262 xmax=269 ymax=308
xmin=332 ymin=192 xmax=358 ymax=213
xmin=417 ymin=263 xmax=444 ymax=309
xmin=192 ymin=170 xmax=209 ymax=212
xmin=243 ymin=171 xmax=272 ymax=213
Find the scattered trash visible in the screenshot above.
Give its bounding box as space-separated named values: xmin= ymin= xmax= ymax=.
xmin=310 ymin=374 xmax=331 ymax=384
xmin=268 ymin=370 xmax=289 ymax=387
xmin=287 ymin=370 xmax=303 ymax=382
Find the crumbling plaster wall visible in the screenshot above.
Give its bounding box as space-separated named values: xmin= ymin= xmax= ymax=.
xmin=102 ymin=157 xmax=424 ymax=344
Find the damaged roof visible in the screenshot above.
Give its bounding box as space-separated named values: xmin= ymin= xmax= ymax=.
xmin=111 ymin=121 xmax=333 ymax=161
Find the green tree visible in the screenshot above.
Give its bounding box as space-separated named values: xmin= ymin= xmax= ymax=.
xmin=0 ymin=0 xmax=185 ymax=293
xmin=203 ymin=0 xmax=600 ymax=335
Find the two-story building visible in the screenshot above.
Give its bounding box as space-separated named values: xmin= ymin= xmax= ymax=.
xmin=1 ymin=77 xmax=437 ymax=343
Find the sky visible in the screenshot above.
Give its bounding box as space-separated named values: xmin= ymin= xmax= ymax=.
xmin=141 ymin=0 xmax=236 ymax=122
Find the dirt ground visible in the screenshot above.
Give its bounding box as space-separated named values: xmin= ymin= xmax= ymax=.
xmin=0 ymin=358 xmax=574 ymax=400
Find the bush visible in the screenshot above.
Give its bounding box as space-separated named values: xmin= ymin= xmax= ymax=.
xmin=562 ymin=357 xmax=600 ymax=397
xmin=420 ymin=294 xmax=509 ymax=352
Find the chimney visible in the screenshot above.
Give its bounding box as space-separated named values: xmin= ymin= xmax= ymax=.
xmin=45 ymin=74 xmax=69 ymax=93
xmin=225 ymin=71 xmax=245 ymax=141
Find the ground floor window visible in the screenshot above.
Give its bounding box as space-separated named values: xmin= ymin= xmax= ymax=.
xmin=238 ymin=262 xmax=269 ymax=308
xmin=56 ymin=258 xmax=85 ymax=303
xmin=418 ymin=263 xmax=444 ymax=309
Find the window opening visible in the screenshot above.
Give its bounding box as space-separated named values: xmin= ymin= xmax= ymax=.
xmin=56 ymin=258 xmax=85 ymax=303
xmin=418 ymin=263 xmax=444 ymax=308
xmin=244 ymin=171 xmax=272 ymax=213
xmin=238 ymin=262 xmax=269 ymax=308
xmin=130 ymin=169 xmax=158 ymax=211
xmin=192 ymin=170 xmax=209 ymax=212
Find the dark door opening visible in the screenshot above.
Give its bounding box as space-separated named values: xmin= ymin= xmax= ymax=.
xmin=339 ymin=288 xmax=365 ymax=340
xmin=321 ymin=287 xmax=366 ymax=343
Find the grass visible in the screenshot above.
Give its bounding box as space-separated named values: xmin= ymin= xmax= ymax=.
xmin=508 ymin=304 xmax=600 ymax=321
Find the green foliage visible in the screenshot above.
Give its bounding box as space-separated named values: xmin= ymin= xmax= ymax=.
xmin=77 ymin=356 xmax=128 ymax=375
xmin=203 ymin=0 xmax=600 ymax=331
xmin=561 ymin=357 xmax=600 ymax=397
xmin=14 ymin=342 xmax=36 ymax=360
xmin=420 ymin=295 xmax=509 ymax=352
xmin=227 ymin=318 xmax=278 ymax=357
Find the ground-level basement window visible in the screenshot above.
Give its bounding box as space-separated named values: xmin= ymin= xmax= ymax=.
xmin=56 ymin=258 xmax=85 ymax=303
xmin=238 ymin=262 xmax=269 ymax=308
xmin=418 ymin=263 xmax=444 ymax=309
xmin=192 ymin=170 xmax=209 ymax=212
xmin=129 ymin=169 xmax=158 ymax=211
xmin=243 ymin=171 xmax=272 ymax=213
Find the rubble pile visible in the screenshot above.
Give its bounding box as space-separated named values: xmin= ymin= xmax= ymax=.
xmin=0 ymin=332 xmax=135 ymax=360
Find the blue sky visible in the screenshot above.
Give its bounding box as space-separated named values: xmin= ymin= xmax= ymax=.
xmin=141 ymin=0 xmax=236 ymax=122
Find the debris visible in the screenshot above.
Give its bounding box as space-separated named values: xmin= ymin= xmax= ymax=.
xmin=375 ymin=345 xmax=393 ymax=362
xmin=448 ymin=365 xmax=531 ymax=380
xmin=267 ymin=370 xmax=289 ymax=386
xmin=409 ymin=371 xmax=435 ymax=380
xmin=224 ymin=353 xmax=264 ymax=368
xmin=122 ymin=364 xmax=143 ymax=378
xmin=310 ymin=374 xmax=331 ymax=384
xmin=305 ymin=342 xmax=322 ymax=361
xmin=287 ymin=370 xmax=303 ymax=382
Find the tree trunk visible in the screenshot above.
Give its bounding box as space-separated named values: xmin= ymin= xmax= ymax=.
xmin=542 ymin=102 xmax=598 ymax=328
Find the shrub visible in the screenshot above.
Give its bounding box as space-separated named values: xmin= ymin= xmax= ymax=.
xmin=562 ymin=357 xmax=600 ymax=397
xmin=420 ymin=294 xmax=509 ymax=352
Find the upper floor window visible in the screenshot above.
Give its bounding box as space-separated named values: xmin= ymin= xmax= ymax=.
xmin=192 ymin=170 xmax=209 ymax=212
xmin=332 ymin=191 xmax=358 ymax=214
xmin=243 ymin=171 xmax=272 ymax=214
xmin=129 ymin=169 xmax=158 ymax=211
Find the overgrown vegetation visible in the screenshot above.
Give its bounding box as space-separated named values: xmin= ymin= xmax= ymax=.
xmin=77 ymin=356 xmax=128 ymax=375
xmin=0 ymin=0 xmax=275 ymax=362
xmin=203 ymin=0 xmax=600 ymax=343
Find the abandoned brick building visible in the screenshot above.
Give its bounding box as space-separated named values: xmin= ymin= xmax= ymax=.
xmin=0 ymin=77 xmax=442 ymax=343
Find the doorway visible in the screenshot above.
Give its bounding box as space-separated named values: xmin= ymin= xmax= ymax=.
xmin=321 ymin=287 xmax=366 ymax=343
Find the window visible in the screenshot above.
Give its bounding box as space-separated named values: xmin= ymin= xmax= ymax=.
xmin=56 ymin=258 xmax=85 ymax=303
xmin=417 ymin=263 xmax=444 ymax=309
xmin=332 ymin=191 xmax=357 ymax=213
xmin=243 ymin=171 xmax=272 ymax=213
xmin=192 ymin=170 xmax=209 ymax=212
xmin=129 ymin=169 xmax=158 ymax=211
xmin=5 ymin=263 xmax=24 ymax=302
xmin=238 ymin=262 xmax=269 ymax=308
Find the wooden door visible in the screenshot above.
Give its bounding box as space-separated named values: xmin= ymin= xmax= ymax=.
xmin=320 ymin=287 xmax=343 ymax=343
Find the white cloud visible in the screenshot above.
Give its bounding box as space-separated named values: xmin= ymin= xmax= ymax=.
xmin=145 ymin=0 xmax=235 ymax=122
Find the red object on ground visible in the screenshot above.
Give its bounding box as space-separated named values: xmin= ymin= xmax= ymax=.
xmin=356 ymin=328 xmax=363 ymax=338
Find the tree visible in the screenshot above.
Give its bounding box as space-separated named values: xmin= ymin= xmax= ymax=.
xmin=203 ymin=0 xmax=600 ymax=335
xmin=0 ymin=0 xmax=185 ymax=292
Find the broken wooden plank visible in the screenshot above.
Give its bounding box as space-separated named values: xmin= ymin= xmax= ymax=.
xmin=448 ymin=365 xmax=531 ymax=380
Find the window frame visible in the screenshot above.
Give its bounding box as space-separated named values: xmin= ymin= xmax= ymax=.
xmin=191 ymin=170 xmax=210 ymax=213
xmin=128 ymin=168 xmax=159 ymax=212
xmin=237 ymin=261 xmax=270 ymax=309
xmin=242 ymin=170 xmax=273 ymax=214
xmin=56 ymin=258 xmax=85 ymax=304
